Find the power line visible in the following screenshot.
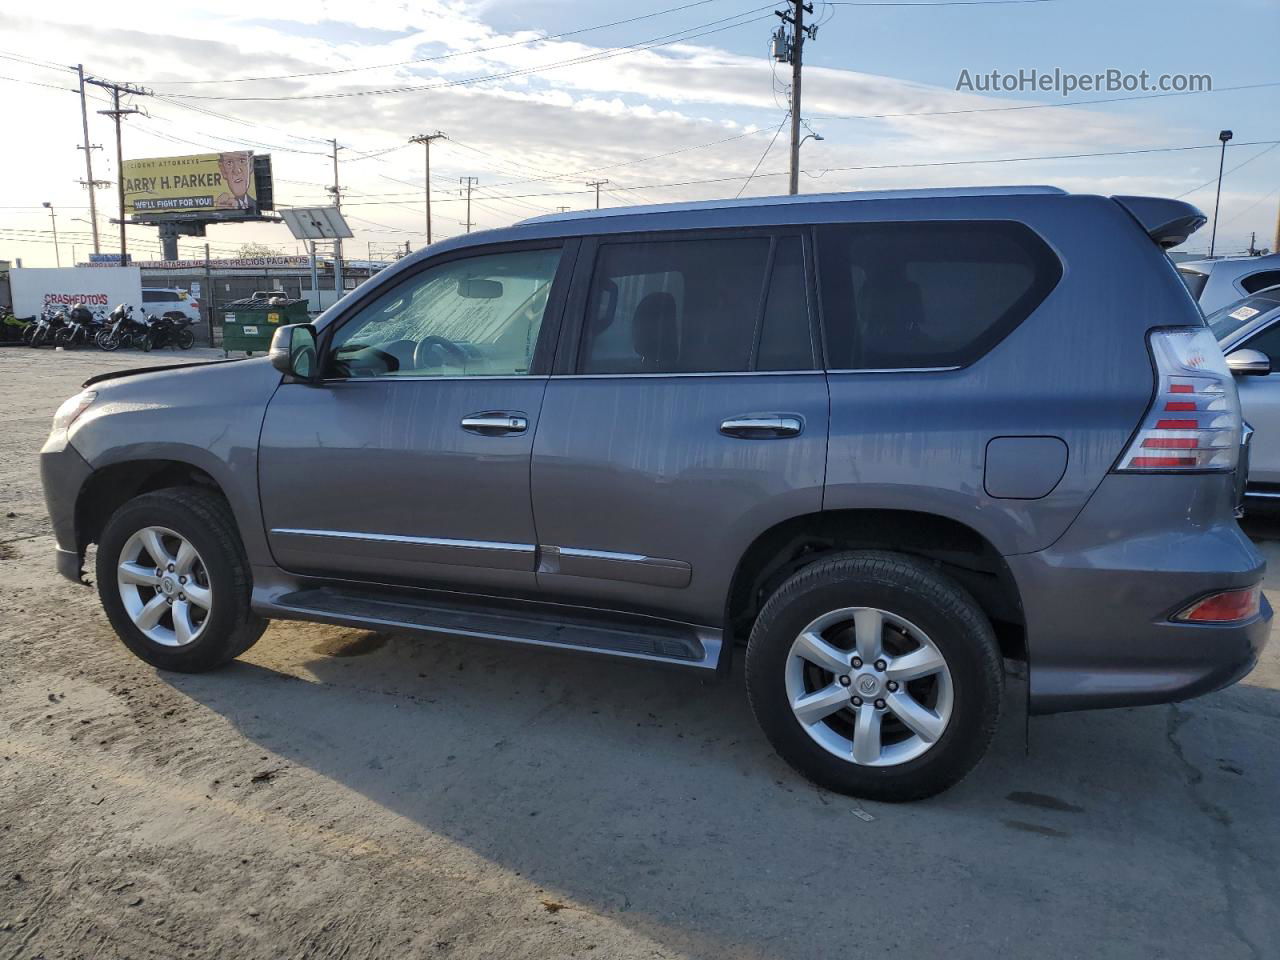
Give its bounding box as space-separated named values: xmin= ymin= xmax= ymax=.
xmin=322 ymin=138 xmax=1280 ymax=208
xmin=152 ymin=7 xmax=776 ymax=102
xmin=736 ymin=114 xmax=789 ymax=197
xmin=810 ymin=80 xmax=1280 ymax=121
xmin=136 ymin=0 xmax=746 ymax=86
xmin=825 ymin=0 xmax=1055 ymax=4
xmin=1175 ymin=141 xmax=1280 ymax=200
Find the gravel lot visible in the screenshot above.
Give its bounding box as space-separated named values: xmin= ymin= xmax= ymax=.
xmin=2 ymin=346 xmax=1278 ymax=960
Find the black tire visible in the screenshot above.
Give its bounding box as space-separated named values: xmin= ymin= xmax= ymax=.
xmin=176 ymin=328 xmax=195 ymax=350
xmin=97 ymin=331 xmax=119 ymax=351
xmin=745 ymin=551 xmax=1003 ymax=802
xmin=95 ymin=487 xmax=267 ymax=672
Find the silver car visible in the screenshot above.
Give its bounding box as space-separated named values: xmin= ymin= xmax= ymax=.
xmin=1212 ymin=286 xmax=1280 ymax=494
xmin=1179 ymin=253 xmax=1280 ymax=313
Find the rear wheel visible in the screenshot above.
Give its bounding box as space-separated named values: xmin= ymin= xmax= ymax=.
xmin=746 ymin=551 xmax=1003 ymax=801
xmin=96 ymin=488 xmax=267 ymax=672
xmin=176 ymin=328 xmax=195 ymax=350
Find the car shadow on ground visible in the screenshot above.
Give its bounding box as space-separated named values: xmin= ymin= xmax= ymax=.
xmin=159 ymin=625 xmax=1280 ymax=959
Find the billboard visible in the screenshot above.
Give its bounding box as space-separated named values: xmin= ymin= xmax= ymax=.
xmin=9 ymin=267 xmax=143 ymax=319
xmin=124 ymin=152 xmax=263 ymax=217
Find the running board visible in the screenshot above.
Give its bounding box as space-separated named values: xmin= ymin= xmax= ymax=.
xmin=267 ymin=586 xmax=721 ymax=672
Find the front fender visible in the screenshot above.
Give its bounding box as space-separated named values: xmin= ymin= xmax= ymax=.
xmin=68 ymin=357 xmax=282 ymax=565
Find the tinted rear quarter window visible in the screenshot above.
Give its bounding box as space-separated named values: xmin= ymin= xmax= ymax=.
xmin=817 ymin=220 xmax=1062 ymax=369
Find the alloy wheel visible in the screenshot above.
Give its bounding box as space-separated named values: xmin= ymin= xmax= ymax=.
xmin=116 ymin=526 xmax=213 ymax=647
xmin=785 ymin=607 xmax=953 ymax=767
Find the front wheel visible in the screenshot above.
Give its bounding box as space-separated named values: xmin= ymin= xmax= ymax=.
xmin=96 ymin=331 xmax=120 ymax=351
xmin=745 ymin=551 xmax=1003 ymax=802
xmin=96 ymin=488 xmax=267 ymax=672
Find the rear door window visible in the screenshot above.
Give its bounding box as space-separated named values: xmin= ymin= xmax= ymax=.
xmin=816 ymin=220 xmax=1062 ymax=369
xmin=578 ymin=234 xmax=814 ymax=374
xmin=1241 ymin=270 xmax=1280 ymax=295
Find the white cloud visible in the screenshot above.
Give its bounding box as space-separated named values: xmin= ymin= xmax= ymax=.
xmin=0 ymin=0 xmax=1273 ymax=264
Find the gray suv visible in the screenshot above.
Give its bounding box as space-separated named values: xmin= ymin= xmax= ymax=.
xmin=41 ymin=186 xmax=1271 ymax=800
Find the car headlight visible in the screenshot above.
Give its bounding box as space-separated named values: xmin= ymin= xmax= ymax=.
xmin=51 ymin=390 xmax=97 ymax=435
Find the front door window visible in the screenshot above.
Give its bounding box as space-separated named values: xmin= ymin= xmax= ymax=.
xmin=327 ymin=248 xmax=562 ymax=379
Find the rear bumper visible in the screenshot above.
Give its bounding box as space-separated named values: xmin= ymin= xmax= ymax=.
xmin=1011 ymin=472 xmax=1271 ymax=714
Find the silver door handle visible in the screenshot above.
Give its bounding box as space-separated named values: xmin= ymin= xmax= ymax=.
xmin=461 ymin=414 xmax=528 ymax=434
xmin=720 ymin=416 xmax=803 ymax=438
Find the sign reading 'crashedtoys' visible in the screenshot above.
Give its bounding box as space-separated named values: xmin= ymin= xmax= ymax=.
xmin=8 ymin=267 xmax=144 ymax=319
xmin=123 ymin=152 xmax=259 ymax=216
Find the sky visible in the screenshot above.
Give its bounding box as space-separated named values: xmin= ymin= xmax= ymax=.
xmin=1 ymin=0 xmax=1277 ymax=267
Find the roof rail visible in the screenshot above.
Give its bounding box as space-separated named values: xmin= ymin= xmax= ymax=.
xmin=518 ymin=185 xmax=1068 ymax=225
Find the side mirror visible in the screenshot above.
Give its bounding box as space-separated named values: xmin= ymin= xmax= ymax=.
xmin=269 ymin=323 xmax=319 ymax=380
xmin=1225 ymin=348 xmax=1271 ymax=377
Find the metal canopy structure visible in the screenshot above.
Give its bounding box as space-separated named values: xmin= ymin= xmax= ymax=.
xmin=280 ymin=207 xmax=353 ymax=240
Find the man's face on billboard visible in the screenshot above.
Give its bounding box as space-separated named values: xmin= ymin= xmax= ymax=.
xmin=218 ymin=153 xmax=251 ymax=198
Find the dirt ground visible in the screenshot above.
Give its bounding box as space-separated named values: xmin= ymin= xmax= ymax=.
xmin=2 ymin=346 xmax=1278 ymax=960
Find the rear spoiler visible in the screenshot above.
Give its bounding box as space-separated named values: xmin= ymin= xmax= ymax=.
xmin=1111 ymin=195 xmax=1207 ymax=249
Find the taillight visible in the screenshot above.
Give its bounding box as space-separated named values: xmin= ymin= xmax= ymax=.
xmin=1115 ymin=327 xmax=1241 ymax=472
xmin=1174 ymin=585 xmax=1261 ymax=623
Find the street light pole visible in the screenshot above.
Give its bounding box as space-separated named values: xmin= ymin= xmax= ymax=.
xmin=42 ymin=202 xmax=61 ymax=267
xmin=1209 ymin=129 xmax=1233 ymax=258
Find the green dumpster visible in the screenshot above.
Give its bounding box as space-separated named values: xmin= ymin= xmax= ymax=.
xmin=221 ymin=294 xmax=310 ymax=356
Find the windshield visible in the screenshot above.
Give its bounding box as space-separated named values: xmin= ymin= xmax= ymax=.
xmin=1206 ymin=291 xmax=1280 ymax=342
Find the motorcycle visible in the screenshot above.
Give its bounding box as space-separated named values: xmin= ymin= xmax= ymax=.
xmin=27 ymin=308 xmax=67 ymax=347
xmin=54 ymin=305 xmax=105 ymax=348
xmin=97 ymin=305 xmax=151 ymax=352
xmin=144 ymin=314 xmax=197 ymax=350
xmin=1 ymin=309 xmax=34 ymax=344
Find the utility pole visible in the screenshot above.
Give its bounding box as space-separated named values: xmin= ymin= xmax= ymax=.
xmin=460 ymin=176 xmax=478 ymax=233
xmin=86 ymin=76 xmax=149 ymax=264
xmin=586 ymin=179 xmax=609 ymax=209
xmin=75 ymin=65 xmax=107 ymax=255
xmin=1274 ymin=195 xmax=1280 ymax=255
xmin=408 ymin=131 xmax=446 ymax=244
xmin=329 ymin=138 xmax=345 ymax=295
xmin=774 ymin=0 xmax=816 ymax=195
